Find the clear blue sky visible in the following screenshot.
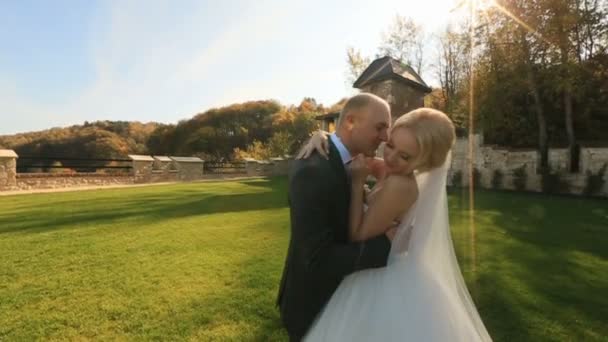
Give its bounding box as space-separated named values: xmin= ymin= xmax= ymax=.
xmin=0 ymin=0 xmax=457 ymax=135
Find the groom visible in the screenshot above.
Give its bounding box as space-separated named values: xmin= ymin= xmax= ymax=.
xmin=277 ymin=93 xmax=396 ymax=341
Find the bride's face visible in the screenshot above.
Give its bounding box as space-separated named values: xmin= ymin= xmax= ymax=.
xmin=383 ymin=127 xmax=420 ymax=176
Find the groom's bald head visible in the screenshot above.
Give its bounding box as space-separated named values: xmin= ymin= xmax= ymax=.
xmin=336 ymin=93 xmax=391 ymax=157
xmin=337 ymin=93 xmax=389 ymax=128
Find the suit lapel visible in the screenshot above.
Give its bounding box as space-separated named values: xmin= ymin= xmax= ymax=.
xmin=328 ymin=139 xmax=351 ymax=241
xmin=328 ymin=138 xmax=349 ymax=190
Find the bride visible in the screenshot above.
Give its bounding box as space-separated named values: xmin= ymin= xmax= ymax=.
xmin=299 ymin=108 xmax=491 ymax=341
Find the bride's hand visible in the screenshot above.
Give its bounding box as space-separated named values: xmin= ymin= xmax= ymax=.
xmin=296 ymin=130 xmax=330 ymax=159
xmin=350 ymin=154 xmax=371 ymax=184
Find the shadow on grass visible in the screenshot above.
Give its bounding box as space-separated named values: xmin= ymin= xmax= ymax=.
xmin=449 ymin=188 xmax=608 ymax=341
xmin=449 ymin=187 xmax=608 ymax=258
xmin=0 ymin=177 xmax=289 ymax=236
xmin=472 ymin=272 xmax=533 ymax=342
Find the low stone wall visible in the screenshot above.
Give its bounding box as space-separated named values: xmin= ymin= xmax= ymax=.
xmin=0 ymin=151 xmax=208 ymax=192
xmin=15 ymin=173 xmax=135 ymax=190
xmin=4 ymin=143 xmax=603 ymax=196
xmin=171 ymin=157 xmax=204 ymax=181
xmin=150 ymin=170 xmax=179 ymax=183
xmin=244 ymin=157 xmax=292 ymax=177
xmin=581 ymin=148 xmax=608 ymax=173
xmin=128 ymin=155 xmax=198 ymax=183
xmin=448 ymin=135 xmax=608 ymax=197
xmin=129 ymin=154 xmax=156 ymax=183
xmin=0 ymin=149 xmax=294 ymax=192
xmin=0 ymin=150 xmax=18 ymax=190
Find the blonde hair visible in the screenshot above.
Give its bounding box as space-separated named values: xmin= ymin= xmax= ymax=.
xmin=392 ymin=108 xmax=455 ymax=172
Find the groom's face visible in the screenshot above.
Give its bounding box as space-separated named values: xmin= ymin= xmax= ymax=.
xmin=350 ymin=102 xmax=391 ymax=157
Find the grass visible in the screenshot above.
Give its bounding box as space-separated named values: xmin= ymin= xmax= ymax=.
xmin=0 ymin=178 xmax=606 ymax=341
xmin=448 ymin=188 xmax=608 ymax=341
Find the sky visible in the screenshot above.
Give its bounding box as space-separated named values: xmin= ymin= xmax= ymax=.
xmin=0 ymin=0 xmax=459 ymax=135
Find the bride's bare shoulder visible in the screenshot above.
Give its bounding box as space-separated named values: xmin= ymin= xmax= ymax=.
xmin=384 ymin=174 xmax=418 ymax=198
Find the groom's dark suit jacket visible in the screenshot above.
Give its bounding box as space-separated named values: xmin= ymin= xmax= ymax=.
xmin=277 ymin=138 xmax=391 ymax=340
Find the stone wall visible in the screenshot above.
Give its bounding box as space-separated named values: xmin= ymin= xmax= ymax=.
xmin=245 ymin=160 xmax=274 ymax=177
xmin=581 ymin=148 xmax=608 ymax=173
xmin=3 ymin=144 xmax=605 ymax=196
xmin=16 ymin=173 xmax=135 ymax=191
xmin=245 ymin=157 xmax=292 ymax=177
xmin=0 ymin=150 xmax=18 ymax=191
xmin=0 ymin=152 xmax=207 ymax=192
xmin=151 ymin=156 xmax=179 ymax=183
xmin=270 ymin=158 xmax=290 ymax=176
xmin=129 ymin=155 xmax=155 ymax=183
xmin=170 ymin=157 xmax=204 ymax=181
xmin=448 ymin=134 xmax=608 ymax=197
xmin=150 ymin=170 xmax=179 ymax=183
xmin=0 ymin=150 xmax=17 ymax=191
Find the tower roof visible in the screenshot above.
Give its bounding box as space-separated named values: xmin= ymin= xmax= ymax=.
xmin=353 ymin=56 xmax=432 ymax=93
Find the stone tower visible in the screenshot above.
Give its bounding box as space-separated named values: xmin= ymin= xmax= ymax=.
xmin=353 ymin=56 xmax=432 ymax=120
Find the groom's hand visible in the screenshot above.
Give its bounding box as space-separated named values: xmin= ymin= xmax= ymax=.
xmin=385 ymin=219 xmax=400 ymax=241
xmin=366 ymin=157 xmax=387 ymax=180
xmin=385 ymin=227 xmax=398 ymax=241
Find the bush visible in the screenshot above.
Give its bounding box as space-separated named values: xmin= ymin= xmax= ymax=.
xmin=583 ymin=164 xmax=607 ymax=196
xmin=233 ymin=131 xmax=293 ymax=161
xmin=451 ymin=170 xmax=463 ymax=187
xmin=492 ymin=170 xmax=504 ymax=189
xmin=49 ymin=161 xmax=63 ymax=174
xmin=541 ymin=169 xmax=570 ymax=194
xmin=513 ymin=165 xmax=527 ymax=191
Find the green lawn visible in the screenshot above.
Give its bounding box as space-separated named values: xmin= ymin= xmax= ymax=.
xmin=0 ymin=178 xmax=606 ymax=341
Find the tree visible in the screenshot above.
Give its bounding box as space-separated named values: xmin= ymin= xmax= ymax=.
xmin=434 ymin=24 xmax=470 ymax=130
xmin=233 ymin=140 xmax=271 ymax=161
xmin=378 ymin=15 xmax=426 ymax=74
xmin=298 ymin=98 xmax=321 ymax=112
xmin=147 ymin=100 xmax=282 ymax=159
xmin=346 ymin=47 xmax=370 ymax=85
xmin=451 ymin=0 xmax=608 ymax=152
xmin=327 ymin=98 xmax=348 ymax=114
xmin=147 ymin=124 xmax=176 ymax=155
xmin=477 ymin=0 xmax=552 ymax=170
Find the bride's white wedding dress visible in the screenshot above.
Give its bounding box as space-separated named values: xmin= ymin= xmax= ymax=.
xmin=304 ymin=156 xmax=492 ymax=341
